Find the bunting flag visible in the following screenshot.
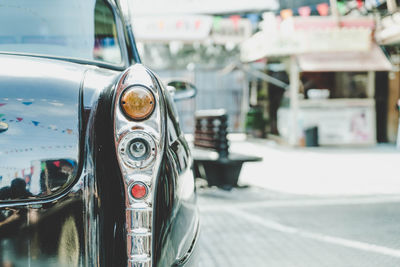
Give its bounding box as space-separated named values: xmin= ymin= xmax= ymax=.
xmin=230 ymin=15 xmax=241 ymax=30
xmin=49 ymin=102 xmax=64 ymax=107
xmin=337 ymin=1 xmax=347 ymax=15
xmin=213 ymin=16 xmax=222 ymax=31
xmin=53 ymin=161 xmax=61 ymax=168
xmin=357 ymin=0 xmax=363 ymax=8
xmin=0 ymin=98 xmax=70 ymax=107
xmin=158 ymin=21 xmax=165 ymax=30
xmin=66 ymin=159 xmax=75 ymax=166
xmin=247 ymin=14 xmax=259 ymax=27
xmin=298 ymin=6 xmax=312 ymax=17
xmin=272 ymin=2 xmax=339 ymax=17
xmin=195 ymin=20 xmax=202 ymax=29
xmin=176 ymin=20 xmax=184 ymax=29
xmin=280 ymin=9 xmax=293 ymax=19
xmin=3 ymin=144 xmax=74 ymax=154
xmin=1 ymin=116 xmax=75 ymax=135
xmin=41 ymin=162 xmax=46 ymax=171
xmin=317 ymin=3 xmax=330 ymax=16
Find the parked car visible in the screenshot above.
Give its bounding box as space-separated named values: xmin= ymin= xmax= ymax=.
xmin=0 ymin=0 xmax=199 ymax=266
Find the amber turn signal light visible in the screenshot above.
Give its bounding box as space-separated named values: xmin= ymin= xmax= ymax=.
xmin=120 ymin=86 xmax=155 ymax=120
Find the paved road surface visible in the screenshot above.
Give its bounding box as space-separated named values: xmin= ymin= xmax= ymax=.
xmin=198 ymin=187 xmax=400 ymax=267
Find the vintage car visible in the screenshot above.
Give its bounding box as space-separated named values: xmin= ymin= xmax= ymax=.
xmin=0 ymin=0 xmax=199 ymax=266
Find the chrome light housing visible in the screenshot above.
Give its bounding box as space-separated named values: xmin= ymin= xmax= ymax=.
xmin=113 ymin=65 xmax=166 ymax=267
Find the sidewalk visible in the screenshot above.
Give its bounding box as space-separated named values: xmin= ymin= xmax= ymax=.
xmin=226 ymin=135 xmax=399 ymax=196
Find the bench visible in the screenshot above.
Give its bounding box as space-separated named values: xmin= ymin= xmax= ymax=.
xmin=192 ymin=110 xmax=262 ymax=189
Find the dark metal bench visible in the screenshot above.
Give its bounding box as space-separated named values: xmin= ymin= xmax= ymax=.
xmin=192 ymin=110 xmax=262 ymax=189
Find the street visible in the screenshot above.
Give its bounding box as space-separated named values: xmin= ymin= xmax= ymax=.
xmin=196 ymin=138 xmax=400 ymax=267
xmin=198 ymin=187 xmax=400 ymax=267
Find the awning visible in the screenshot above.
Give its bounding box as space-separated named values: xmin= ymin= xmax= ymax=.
xmin=297 ymin=44 xmax=393 ymax=72
xmin=241 ymin=16 xmax=375 ymax=62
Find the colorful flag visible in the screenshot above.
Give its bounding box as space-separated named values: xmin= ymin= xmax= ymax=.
xmin=213 ymin=16 xmax=222 ymax=30
xmin=280 ymin=9 xmax=293 ymax=19
xmin=317 ymin=3 xmax=330 ymax=16
xmin=298 ymin=6 xmax=311 ymax=17
xmin=195 ymin=20 xmax=202 ymax=30
xmin=230 ymin=15 xmax=241 ymax=30
xmin=41 ymin=162 xmax=46 ymax=171
xmin=337 ymin=2 xmax=347 ymax=15
xmin=176 ymin=20 xmax=183 ymax=29
xmin=247 ymin=14 xmax=259 ymax=27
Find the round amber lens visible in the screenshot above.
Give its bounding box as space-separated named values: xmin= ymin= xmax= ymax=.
xmin=120 ymin=87 xmax=155 ymax=120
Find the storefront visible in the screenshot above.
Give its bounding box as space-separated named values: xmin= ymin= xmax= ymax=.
xmin=241 ymin=15 xmax=393 ymax=146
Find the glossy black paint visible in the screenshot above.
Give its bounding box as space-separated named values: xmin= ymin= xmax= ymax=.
xmin=91 ymin=79 xmax=127 ymax=266
xmin=0 ymin=54 xmax=89 ymax=266
xmin=0 ymin=0 xmax=199 ymax=266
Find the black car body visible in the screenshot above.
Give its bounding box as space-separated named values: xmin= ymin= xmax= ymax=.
xmin=0 ymin=0 xmax=199 ymax=266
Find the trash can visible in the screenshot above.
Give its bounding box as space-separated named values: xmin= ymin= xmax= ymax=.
xmin=305 ymin=126 xmax=319 ymax=147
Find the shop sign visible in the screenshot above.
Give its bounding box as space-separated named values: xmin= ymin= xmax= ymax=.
xmin=241 ymin=25 xmax=371 ymax=62
xmin=277 ymin=103 xmax=376 ymax=145
xmin=211 ymin=18 xmax=253 ymax=44
xmin=132 ymin=15 xmax=213 ymax=42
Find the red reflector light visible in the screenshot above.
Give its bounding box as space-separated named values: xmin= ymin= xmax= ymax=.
xmin=130 ymin=182 xmax=148 ymax=200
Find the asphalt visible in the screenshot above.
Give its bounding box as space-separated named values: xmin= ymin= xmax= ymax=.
xmin=195 ymin=137 xmax=400 ymax=267
xmin=197 ymin=187 xmax=400 ymax=267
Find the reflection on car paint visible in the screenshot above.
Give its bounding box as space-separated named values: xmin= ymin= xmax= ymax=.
xmin=0 ymin=58 xmax=82 ymax=201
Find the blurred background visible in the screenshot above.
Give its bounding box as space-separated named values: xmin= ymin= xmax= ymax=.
xmin=132 ymin=0 xmax=400 ymax=266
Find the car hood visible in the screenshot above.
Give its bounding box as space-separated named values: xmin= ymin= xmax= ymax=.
xmin=0 ymin=54 xmax=95 ymax=200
